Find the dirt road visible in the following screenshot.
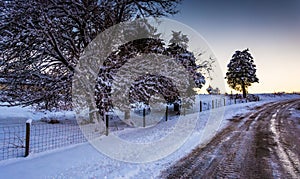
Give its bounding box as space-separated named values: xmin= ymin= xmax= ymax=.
xmin=161 ymin=99 xmax=300 ymax=179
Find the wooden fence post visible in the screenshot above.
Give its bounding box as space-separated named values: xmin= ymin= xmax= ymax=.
xmin=165 ymin=106 xmax=168 ymax=121
xmin=224 ymin=98 xmax=226 ymax=106
xmin=200 ymin=101 xmax=202 ymax=112
xmin=105 ymin=114 xmax=109 ymax=136
xmin=143 ymin=108 xmax=146 ymax=127
xmin=212 ymin=100 xmax=214 ymax=109
xmin=25 ymin=119 xmax=32 ymax=157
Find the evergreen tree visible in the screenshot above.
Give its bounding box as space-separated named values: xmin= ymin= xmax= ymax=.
xmin=225 ymin=49 xmax=259 ymax=98
xmin=166 ymin=31 xmax=205 ymax=89
xmin=166 ymin=31 xmax=205 ymax=107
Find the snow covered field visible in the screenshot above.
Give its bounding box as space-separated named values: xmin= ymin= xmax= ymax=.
xmin=0 ymin=94 xmax=299 ymax=178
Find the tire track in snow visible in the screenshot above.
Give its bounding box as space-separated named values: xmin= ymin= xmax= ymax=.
xmin=160 ymin=99 xmax=300 ymax=178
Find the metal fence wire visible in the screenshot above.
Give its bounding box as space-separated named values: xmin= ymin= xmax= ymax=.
xmin=0 ymin=124 xmax=26 ymax=161
xmin=30 ymin=120 xmax=87 ymax=154
xmin=0 ymin=120 xmax=100 ymax=161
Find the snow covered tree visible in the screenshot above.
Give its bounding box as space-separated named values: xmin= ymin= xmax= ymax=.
xmin=166 ymin=31 xmax=207 ymax=88
xmin=225 ymin=49 xmax=259 ymax=98
xmin=93 ymin=29 xmax=206 ymax=119
xmin=166 ymin=31 xmax=205 ymax=107
xmin=0 ymin=0 xmax=182 ymax=110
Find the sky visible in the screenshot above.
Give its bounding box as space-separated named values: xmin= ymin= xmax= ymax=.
xmin=172 ymin=0 xmax=300 ymax=93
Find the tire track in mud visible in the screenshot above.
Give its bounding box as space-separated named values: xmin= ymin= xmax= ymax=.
xmin=160 ymin=99 xmax=300 ymax=179
xmin=270 ymin=101 xmax=300 ymax=178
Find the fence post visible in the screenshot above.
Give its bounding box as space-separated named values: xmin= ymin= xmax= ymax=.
xmin=234 ymin=98 xmax=236 ymax=104
xmin=143 ymin=108 xmax=146 ymax=127
xmin=105 ymin=114 xmax=109 ymax=136
xmin=165 ymin=106 xmax=168 ymax=121
xmin=200 ymin=101 xmax=202 ymax=112
xmin=223 ymin=98 xmax=226 ymax=106
xmin=212 ymin=100 xmax=214 ymax=109
xmin=25 ymin=119 xmax=32 ymax=157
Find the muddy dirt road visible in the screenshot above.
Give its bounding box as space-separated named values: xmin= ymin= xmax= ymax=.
xmin=161 ymin=99 xmax=300 ymax=179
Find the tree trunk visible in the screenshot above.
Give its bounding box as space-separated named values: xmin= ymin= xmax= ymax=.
xmin=242 ymin=84 xmax=247 ymax=98
xmin=89 ymin=105 xmax=100 ymax=123
xmin=89 ymin=106 xmax=95 ymax=123
xmin=125 ymin=109 xmax=130 ymax=120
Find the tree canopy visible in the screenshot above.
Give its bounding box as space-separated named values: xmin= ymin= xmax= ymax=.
xmin=0 ymin=0 xmax=182 ymax=110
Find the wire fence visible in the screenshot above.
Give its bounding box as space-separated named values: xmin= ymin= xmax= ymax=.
xmin=199 ymin=97 xmax=248 ymax=111
xmin=0 ymin=124 xmax=26 ymax=161
xmin=30 ymin=120 xmax=87 ymax=154
xmin=0 ymin=120 xmax=101 ymax=161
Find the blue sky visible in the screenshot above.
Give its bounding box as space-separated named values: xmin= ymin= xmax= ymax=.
xmin=172 ymin=0 xmax=300 ymax=93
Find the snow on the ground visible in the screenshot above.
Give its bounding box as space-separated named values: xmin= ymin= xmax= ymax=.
xmin=288 ymin=103 xmax=300 ymax=129
xmin=0 ymin=105 xmax=75 ymax=124
xmin=0 ymin=94 xmax=299 ymax=178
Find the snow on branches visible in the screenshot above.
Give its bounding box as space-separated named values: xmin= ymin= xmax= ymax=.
xmin=0 ymin=0 xmax=182 ymax=110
